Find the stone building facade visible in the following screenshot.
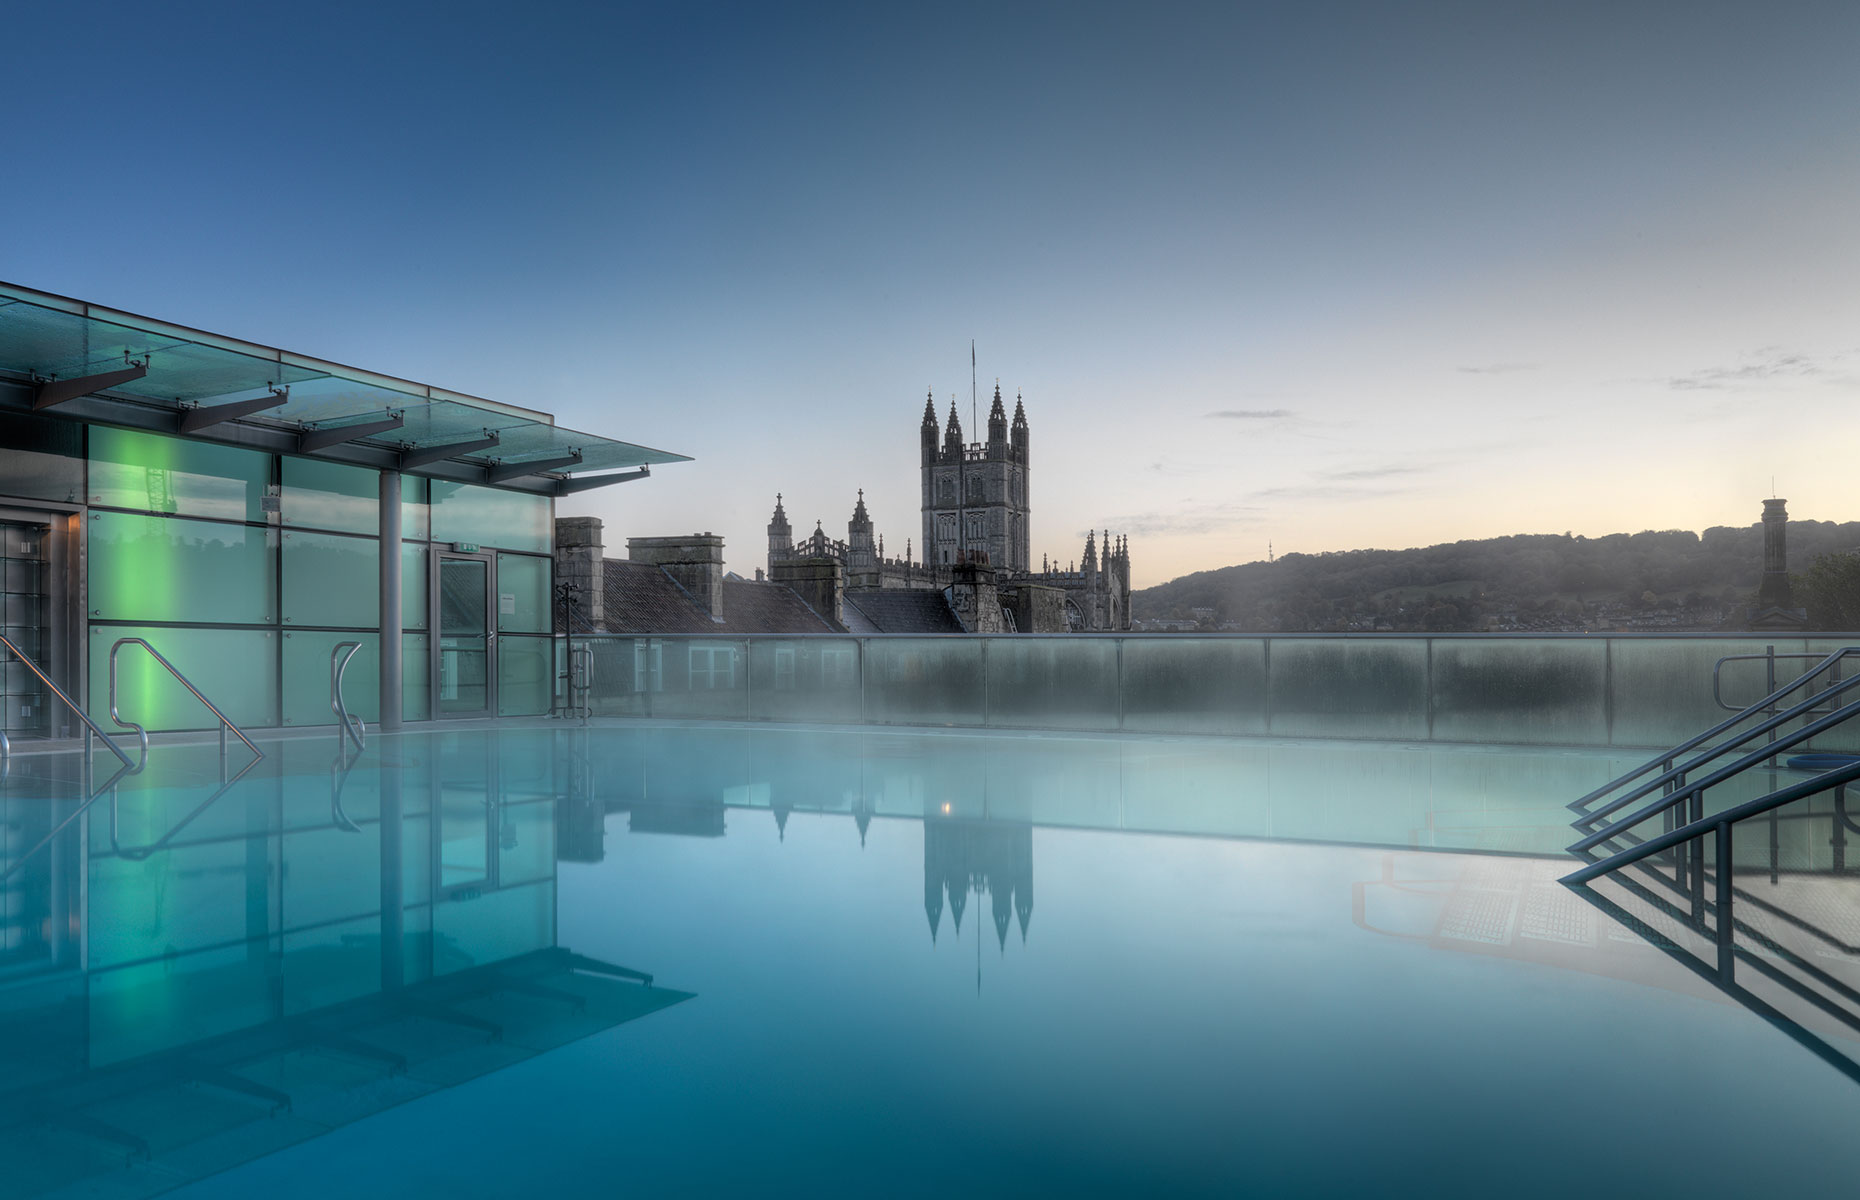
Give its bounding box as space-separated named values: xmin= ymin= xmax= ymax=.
xmin=767 ymin=386 xmax=1132 ymax=632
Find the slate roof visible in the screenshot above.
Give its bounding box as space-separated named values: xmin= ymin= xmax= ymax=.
xmin=718 ymin=578 xmax=839 ymax=633
xmin=843 ymin=589 xmax=965 ymax=634
xmin=596 ymin=559 xmax=840 ymax=634
xmin=599 ymin=560 xmax=721 ymax=634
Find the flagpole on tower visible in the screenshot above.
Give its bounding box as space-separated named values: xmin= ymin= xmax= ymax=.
xmin=971 ymin=340 xmax=977 ymax=440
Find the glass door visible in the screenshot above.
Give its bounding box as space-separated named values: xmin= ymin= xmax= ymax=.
xmin=434 ymin=552 xmax=494 ymax=717
xmin=0 ymin=506 xmax=73 ymax=741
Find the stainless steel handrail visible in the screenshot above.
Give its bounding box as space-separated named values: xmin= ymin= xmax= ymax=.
xmin=1569 ymin=693 xmax=1860 ymax=853
xmin=1572 ymin=670 xmax=1860 ymax=832
xmin=109 ymin=637 xmax=264 ymax=766
xmin=1570 ymin=644 xmax=1860 ymax=816
xmin=1564 ymin=758 xmax=1860 ymax=886
xmin=1714 ymin=648 xmax=1852 ymax=713
xmin=0 ymin=632 xmax=136 ymax=767
xmin=331 ymin=641 xmax=366 ymax=752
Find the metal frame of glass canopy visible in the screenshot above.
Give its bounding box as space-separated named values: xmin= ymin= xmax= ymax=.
xmin=0 ymin=281 xmax=690 ymax=495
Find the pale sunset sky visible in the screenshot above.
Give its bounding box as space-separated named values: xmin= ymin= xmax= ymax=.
xmin=4 ymin=2 xmax=1856 ymax=587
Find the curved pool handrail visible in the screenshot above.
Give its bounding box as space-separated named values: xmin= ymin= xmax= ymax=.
xmin=330 ymin=641 xmax=366 ymax=753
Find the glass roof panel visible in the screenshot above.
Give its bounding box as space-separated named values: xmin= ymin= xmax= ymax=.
xmin=0 ymin=288 xmax=690 ymax=476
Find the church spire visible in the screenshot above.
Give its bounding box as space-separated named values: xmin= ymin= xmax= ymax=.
xmin=987 ymin=380 xmax=1008 ymax=453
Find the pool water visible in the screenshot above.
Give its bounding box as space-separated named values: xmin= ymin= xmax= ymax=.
xmin=3 ymin=722 xmax=1857 ymax=1199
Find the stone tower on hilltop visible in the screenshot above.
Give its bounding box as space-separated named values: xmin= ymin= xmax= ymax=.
xmin=920 ymin=384 xmax=1030 ymax=571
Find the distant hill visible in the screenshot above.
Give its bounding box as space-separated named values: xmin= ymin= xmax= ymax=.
xmin=1131 ymin=521 xmax=1860 ymax=633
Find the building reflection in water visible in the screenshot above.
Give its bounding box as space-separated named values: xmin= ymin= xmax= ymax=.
xmin=557 ymin=723 xmax=1858 ymax=1077
xmin=923 ymin=817 xmax=1032 ymax=948
xmin=0 ymin=731 xmax=683 ymax=1199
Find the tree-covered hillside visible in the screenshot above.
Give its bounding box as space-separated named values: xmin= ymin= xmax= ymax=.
xmin=1132 ymin=522 xmax=1860 ymax=632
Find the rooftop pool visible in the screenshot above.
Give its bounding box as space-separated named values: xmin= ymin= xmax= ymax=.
xmin=3 ymin=721 xmax=1857 ymax=1198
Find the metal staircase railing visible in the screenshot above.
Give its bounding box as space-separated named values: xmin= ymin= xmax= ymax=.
xmin=108 ymin=637 xmax=263 ymax=768
xmin=1569 ymin=646 xmax=1860 ymax=834
xmin=0 ymin=633 xmax=137 ymax=768
xmin=1563 ymin=757 xmax=1860 ymax=976
xmin=1561 ymin=645 xmax=1860 ymax=988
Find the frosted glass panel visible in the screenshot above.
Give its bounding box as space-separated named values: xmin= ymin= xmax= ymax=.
xmin=1267 ymin=639 xmax=1428 ymax=739
xmin=404 ymin=632 xmax=431 ymax=721
xmin=498 ymin=635 xmax=553 ymax=716
xmin=431 ymin=482 xmax=550 ymax=552
xmin=747 ymin=639 xmax=862 ymax=722
xmin=402 ymin=542 xmax=427 ymax=630
xmin=1610 ymin=637 xmax=1781 ymax=749
xmin=89 ymin=625 xmax=279 ymax=731
xmin=401 ymin=474 xmax=430 ymax=541
xmin=282 ymin=456 xmax=377 ymax=534
xmin=1431 ymin=638 xmax=1607 ymax=744
xmin=88 ymin=426 xmax=267 ymax=521
xmin=497 ymin=553 xmax=550 ymax=633
xmin=985 ymin=639 xmax=1119 ymax=730
xmin=281 ymin=530 xmax=379 ymax=628
xmin=88 ymin=512 xmax=275 ymax=624
xmin=1124 ymin=639 xmax=1267 ymax=735
xmin=0 ymin=410 xmax=83 ymax=503
xmin=283 ymin=630 xmax=377 ymax=726
xmin=862 ymin=639 xmax=983 ymax=726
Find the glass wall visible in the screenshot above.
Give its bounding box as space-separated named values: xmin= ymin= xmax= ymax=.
xmin=572 ymin=633 xmax=1860 ymax=751
xmin=60 ymin=425 xmax=553 ymax=732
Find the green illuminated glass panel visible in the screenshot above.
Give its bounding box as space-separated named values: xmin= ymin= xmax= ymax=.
xmin=402 ymin=474 xmax=430 ymax=541
xmin=497 ymin=553 xmax=550 ymax=632
xmin=88 ymin=625 xmax=279 ymax=731
xmin=88 ymin=426 xmax=267 ymax=521
xmin=283 ymin=630 xmax=378 ymax=725
xmin=281 ymin=530 xmax=379 ymax=628
xmin=281 ymin=456 xmax=377 ymax=534
xmin=88 ymin=512 xmax=275 ymax=623
xmin=431 ymin=482 xmax=550 ymax=552
xmin=498 ymin=635 xmax=553 ymax=716
xmin=402 ymin=542 xmax=427 ymax=629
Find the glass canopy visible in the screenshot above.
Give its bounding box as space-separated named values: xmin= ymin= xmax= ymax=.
xmin=0 ymin=284 xmax=690 ymax=477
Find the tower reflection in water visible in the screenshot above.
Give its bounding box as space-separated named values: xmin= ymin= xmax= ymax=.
xmin=0 ymin=731 xmax=684 ymax=1200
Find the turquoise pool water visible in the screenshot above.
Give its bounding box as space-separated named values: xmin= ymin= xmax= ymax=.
xmin=3 ymin=722 xmax=1858 ymax=1198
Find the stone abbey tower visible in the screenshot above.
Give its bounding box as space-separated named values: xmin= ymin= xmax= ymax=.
xmin=920 ymin=384 xmax=1030 ymax=571
xmin=767 ymin=383 xmax=1131 ymax=631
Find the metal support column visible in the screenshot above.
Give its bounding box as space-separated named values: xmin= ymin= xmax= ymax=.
xmin=379 ymin=469 xmax=403 ymax=732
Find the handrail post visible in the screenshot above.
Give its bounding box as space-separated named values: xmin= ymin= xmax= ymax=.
xmin=1766 ymin=645 xmax=1778 ymax=769
xmin=1715 ymin=821 xmax=1734 ymax=984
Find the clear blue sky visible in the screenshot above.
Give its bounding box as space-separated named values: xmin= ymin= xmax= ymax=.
xmin=5 ymin=1 xmax=1857 ymax=585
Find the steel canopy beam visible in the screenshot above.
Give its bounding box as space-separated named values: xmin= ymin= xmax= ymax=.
xmin=487 ymin=451 xmax=581 ymax=483
xmin=556 ymin=465 xmax=649 ymax=495
xmin=178 ymin=389 xmax=288 ymax=434
xmin=33 ymin=362 xmax=148 ymax=410
xmin=399 ymin=431 xmax=500 ymax=470
xmin=300 ymin=413 xmax=405 ymax=453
